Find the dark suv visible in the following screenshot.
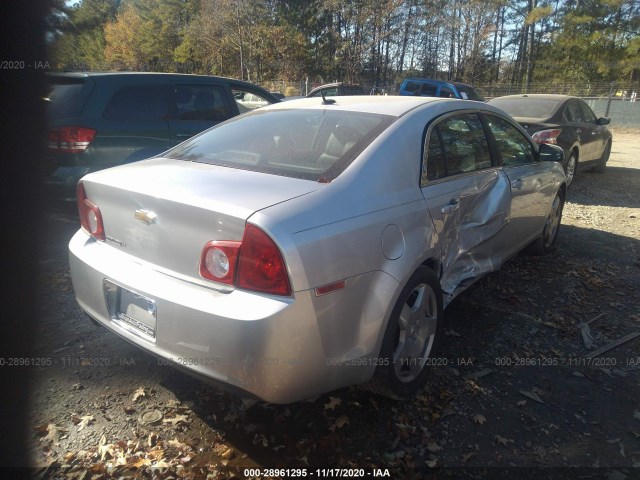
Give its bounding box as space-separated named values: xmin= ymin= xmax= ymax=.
xmin=399 ymin=78 xmax=484 ymax=101
xmin=45 ymin=72 xmax=280 ymax=204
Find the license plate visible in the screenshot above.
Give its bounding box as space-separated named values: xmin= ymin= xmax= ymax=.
xmin=104 ymin=280 xmax=156 ymax=340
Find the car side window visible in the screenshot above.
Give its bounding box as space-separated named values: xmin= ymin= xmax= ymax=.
xmin=485 ymin=114 xmax=536 ymax=167
xmin=232 ymin=88 xmax=271 ymax=113
xmin=173 ymin=85 xmax=232 ymax=121
xmin=419 ymin=83 xmax=437 ymax=96
xmin=403 ymin=81 xmax=421 ymax=94
xmin=310 ymin=87 xmax=337 ymax=98
xmin=578 ymin=100 xmax=597 ymax=123
xmin=103 ymin=85 xmax=169 ymax=121
xmin=439 ymin=86 xmax=455 ymax=98
xmin=564 ymin=100 xmax=586 ymax=123
xmin=423 ymin=128 xmax=446 ymax=183
xmin=436 ymin=113 xmax=492 ymax=175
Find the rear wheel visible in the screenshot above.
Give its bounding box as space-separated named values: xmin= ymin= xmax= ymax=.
xmin=530 ymin=190 xmax=565 ymax=255
xmin=592 ymin=141 xmax=611 ymax=173
xmin=565 ymin=151 xmax=577 ymax=187
xmin=370 ymin=267 xmax=443 ymax=398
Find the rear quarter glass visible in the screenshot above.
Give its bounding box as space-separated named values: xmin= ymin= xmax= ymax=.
xmin=46 ymin=78 xmax=94 ymax=120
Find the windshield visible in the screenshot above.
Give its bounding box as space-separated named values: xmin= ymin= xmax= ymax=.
xmin=165 ymin=109 xmax=395 ymax=182
xmin=490 ymin=98 xmax=562 ymax=119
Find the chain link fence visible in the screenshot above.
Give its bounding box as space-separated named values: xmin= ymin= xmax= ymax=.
xmin=259 ymin=80 xmax=640 ymax=127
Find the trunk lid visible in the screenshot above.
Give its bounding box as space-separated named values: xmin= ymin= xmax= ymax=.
xmin=81 ymin=158 xmax=318 ymax=285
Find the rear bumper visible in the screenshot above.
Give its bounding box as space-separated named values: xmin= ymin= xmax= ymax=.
xmin=68 ymin=230 xmax=399 ymax=403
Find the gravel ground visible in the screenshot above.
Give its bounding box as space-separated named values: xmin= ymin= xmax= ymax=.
xmin=27 ymin=130 xmax=640 ymax=479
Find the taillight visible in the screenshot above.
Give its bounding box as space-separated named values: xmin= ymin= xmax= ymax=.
xmin=531 ymin=129 xmax=562 ymax=145
xmin=199 ymin=241 xmax=241 ymax=285
xmin=76 ymin=182 xmax=105 ymax=241
xmin=48 ymin=126 xmax=96 ymax=153
xmin=199 ymin=224 xmax=291 ymax=296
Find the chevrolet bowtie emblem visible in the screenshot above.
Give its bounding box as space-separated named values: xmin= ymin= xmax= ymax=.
xmin=134 ymin=209 xmax=158 ymax=225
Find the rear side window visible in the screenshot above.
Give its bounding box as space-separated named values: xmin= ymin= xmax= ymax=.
xmin=424 ymin=131 xmax=446 ymax=182
xmin=439 ymin=86 xmax=455 ymax=98
xmin=564 ymin=100 xmax=586 ymax=123
xmin=165 ymin=109 xmax=394 ymax=182
xmin=173 ymin=85 xmax=232 ymax=121
xmin=418 ymin=83 xmax=438 ymax=96
xmin=232 ymin=88 xmax=271 ymax=114
xmin=103 ymin=85 xmax=169 ymax=121
xmin=433 ymin=113 xmax=492 ymax=177
xmin=46 ymin=80 xmax=91 ymax=120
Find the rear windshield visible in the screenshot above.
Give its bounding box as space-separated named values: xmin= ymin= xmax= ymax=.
xmin=490 ymin=98 xmax=562 ymax=119
xmin=165 ymin=109 xmax=395 ymax=182
xmin=45 ymin=79 xmax=92 ymax=120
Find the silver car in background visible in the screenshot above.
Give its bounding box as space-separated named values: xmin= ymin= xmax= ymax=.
xmin=69 ymin=97 xmax=567 ymax=403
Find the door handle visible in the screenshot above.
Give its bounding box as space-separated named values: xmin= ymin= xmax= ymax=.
xmin=441 ymin=198 xmax=459 ymax=214
xmin=175 ymin=132 xmax=195 ymax=138
xmin=511 ymin=178 xmax=524 ymax=190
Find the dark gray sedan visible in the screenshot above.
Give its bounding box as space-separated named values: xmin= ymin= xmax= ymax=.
xmin=488 ymin=94 xmax=613 ymax=186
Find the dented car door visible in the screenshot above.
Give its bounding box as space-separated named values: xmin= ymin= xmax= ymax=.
xmin=421 ymin=112 xmax=511 ymax=301
xmin=483 ymin=114 xmax=557 ymax=258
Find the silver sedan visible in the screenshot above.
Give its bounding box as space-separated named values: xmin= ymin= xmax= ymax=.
xmin=69 ymin=97 xmax=567 ymax=403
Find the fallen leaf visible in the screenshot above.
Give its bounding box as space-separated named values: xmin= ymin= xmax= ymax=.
xmin=72 ymin=415 xmax=94 ymax=432
xmin=150 ymin=459 xmax=170 ymax=469
xmin=462 ymin=452 xmax=475 ymax=463
xmin=162 ymin=414 xmax=189 ymax=426
xmin=221 ymin=447 xmax=235 ymax=460
xmin=472 ymin=414 xmax=486 ymax=425
xmin=516 ymin=400 xmax=527 ymax=407
xmin=634 ymin=410 xmax=640 ymax=421
xmin=519 ymin=390 xmax=545 ymax=404
xmin=328 ymin=415 xmax=349 ymax=432
xmin=324 ymin=396 xmax=342 ymax=411
xmin=426 ymin=442 xmax=441 ymax=452
xmin=223 ymin=413 xmax=238 ymax=423
xmin=42 ymin=424 xmax=67 ymax=445
xmin=132 ymin=387 xmax=146 ymax=402
xmin=132 ymin=457 xmax=152 ymax=468
xmin=425 ymin=459 xmax=438 ymax=468
xmin=495 ymin=435 xmax=514 ymax=446
xmin=167 ymin=438 xmax=191 ymax=451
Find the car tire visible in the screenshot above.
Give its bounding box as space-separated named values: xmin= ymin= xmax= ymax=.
xmin=529 ymin=190 xmax=565 ymax=255
xmin=369 ymin=267 xmax=444 ymax=399
xmin=592 ymin=141 xmax=611 ymax=173
xmin=565 ymin=151 xmax=577 ymax=187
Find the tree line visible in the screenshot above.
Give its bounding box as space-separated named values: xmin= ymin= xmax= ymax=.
xmin=49 ymin=0 xmax=639 ymax=94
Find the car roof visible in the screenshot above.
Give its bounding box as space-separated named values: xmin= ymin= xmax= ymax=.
xmin=403 ymin=78 xmax=477 ymax=89
xmin=490 ymin=94 xmax=574 ymax=101
xmin=46 ymin=72 xmax=270 ymax=89
xmin=262 ymin=95 xmax=496 ymax=117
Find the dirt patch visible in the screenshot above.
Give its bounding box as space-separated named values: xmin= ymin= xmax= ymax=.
xmin=27 ymin=134 xmax=640 ymax=478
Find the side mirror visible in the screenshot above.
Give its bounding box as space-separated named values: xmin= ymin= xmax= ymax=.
xmin=596 ymin=117 xmax=610 ymax=126
xmin=538 ymin=143 xmax=564 ymax=163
